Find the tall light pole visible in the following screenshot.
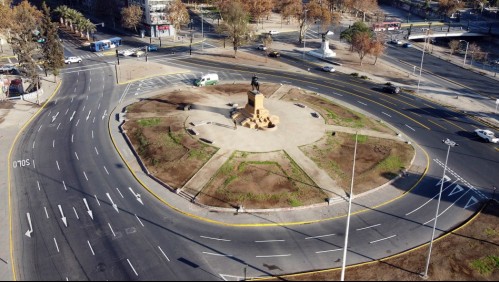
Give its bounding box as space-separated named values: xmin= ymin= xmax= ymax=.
xmin=417 ymin=26 xmax=431 ymax=93
xmin=340 ymin=133 xmax=358 ymax=281
xmin=459 ymin=40 xmax=469 ymax=68
xmin=201 ymin=5 xmax=204 ymax=51
xmin=422 ymin=138 xmax=458 ymax=279
xmin=302 ymin=9 xmax=309 ymax=59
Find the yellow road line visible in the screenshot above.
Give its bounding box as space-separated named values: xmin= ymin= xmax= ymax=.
xmin=442 ymin=118 xmax=467 ymax=131
xmin=8 ymin=80 xmax=63 ymax=280
xmin=427 ymin=119 xmax=446 ymax=130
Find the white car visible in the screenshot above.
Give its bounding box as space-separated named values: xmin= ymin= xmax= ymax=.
xmin=257 ymin=44 xmax=267 ymax=51
xmin=268 ymin=30 xmax=279 ymax=35
xmin=118 ymin=50 xmax=133 ymax=57
xmin=133 ymin=50 xmax=145 ymax=57
xmin=322 ymin=66 xmax=336 ymax=72
xmin=475 ymin=129 xmax=499 ymax=143
xmin=64 ymin=56 xmax=82 ymax=64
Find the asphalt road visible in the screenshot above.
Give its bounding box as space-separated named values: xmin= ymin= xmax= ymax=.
xmin=8 ymin=36 xmax=499 ymax=280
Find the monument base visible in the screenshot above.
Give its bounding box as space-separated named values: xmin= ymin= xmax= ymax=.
xmin=231 ymin=90 xmax=279 ymax=129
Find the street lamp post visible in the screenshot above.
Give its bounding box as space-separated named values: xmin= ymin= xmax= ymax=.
xmin=459 ymin=40 xmax=469 ymax=68
xmin=303 ymin=9 xmax=309 ymax=59
xmin=201 ymin=5 xmax=204 ymax=51
xmin=416 ymin=29 xmax=431 ymax=93
xmin=422 ymin=138 xmax=458 ymax=279
xmin=340 ymin=133 xmax=358 ymax=281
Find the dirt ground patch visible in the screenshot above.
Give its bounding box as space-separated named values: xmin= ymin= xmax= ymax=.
xmin=197 ymin=151 xmax=326 ymax=209
xmin=265 ymin=200 xmax=499 ymax=281
xmin=281 ymin=88 xmax=394 ymax=134
xmin=301 ymin=132 xmax=413 ymax=194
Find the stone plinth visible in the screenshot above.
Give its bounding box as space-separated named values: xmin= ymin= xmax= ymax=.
xmin=232 ymin=90 xmax=280 ymax=129
xmin=308 ymin=39 xmax=336 ymax=59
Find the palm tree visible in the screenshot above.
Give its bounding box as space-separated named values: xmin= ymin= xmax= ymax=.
xmin=66 ymin=9 xmax=81 ymax=32
xmin=83 ymin=19 xmax=96 ymax=41
xmin=74 ymin=16 xmax=86 ymax=37
xmin=54 ymin=5 xmax=70 ymax=26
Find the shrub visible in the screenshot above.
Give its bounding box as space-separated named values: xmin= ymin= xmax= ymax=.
xmin=360 ymin=75 xmax=369 ymax=80
xmin=351 ymin=72 xmax=359 ymax=77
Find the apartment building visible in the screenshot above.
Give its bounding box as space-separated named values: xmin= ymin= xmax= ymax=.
xmin=129 ymin=0 xmax=176 ymax=37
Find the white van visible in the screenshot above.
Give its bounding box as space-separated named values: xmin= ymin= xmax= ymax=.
xmin=194 ymin=73 xmax=219 ymax=87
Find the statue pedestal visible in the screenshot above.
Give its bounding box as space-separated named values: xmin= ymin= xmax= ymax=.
xmin=232 ymin=90 xmax=279 ymax=129
xmin=308 ymin=39 xmax=336 ymax=59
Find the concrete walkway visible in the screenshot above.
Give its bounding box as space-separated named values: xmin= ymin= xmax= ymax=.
xmin=325 ymin=124 xmax=403 ymax=141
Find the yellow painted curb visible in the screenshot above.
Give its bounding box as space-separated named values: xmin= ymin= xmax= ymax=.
xmin=8 ymin=79 xmax=63 ymax=280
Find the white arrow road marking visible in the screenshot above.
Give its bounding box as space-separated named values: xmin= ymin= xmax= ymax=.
xmin=464 ymin=196 xmax=479 ymax=209
xmin=158 ymin=246 xmax=170 ymax=262
xmin=83 ymin=198 xmax=94 ymax=220
xmin=436 ymin=175 xmax=452 ymax=187
xmin=127 ymin=259 xmax=138 ymax=276
xmin=128 ymin=187 xmax=144 ymax=205
xmin=106 ymin=193 xmax=119 ymax=213
xmin=69 ymin=111 xmax=76 ymax=121
xmin=25 ymin=213 xmax=33 ymax=238
xmin=58 ymin=205 xmax=67 ymax=227
xmin=449 ymin=184 xmax=465 ymax=196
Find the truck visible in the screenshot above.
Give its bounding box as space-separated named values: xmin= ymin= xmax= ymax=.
xmin=194 ymin=73 xmax=219 ymax=87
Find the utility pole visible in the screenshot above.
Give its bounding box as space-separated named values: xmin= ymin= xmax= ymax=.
xmin=303 ymin=9 xmax=309 ymax=59
xmin=201 ymin=5 xmax=204 ymax=51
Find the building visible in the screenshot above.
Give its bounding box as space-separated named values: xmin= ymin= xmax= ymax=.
xmin=128 ymin=0 xmax=176 ymax=38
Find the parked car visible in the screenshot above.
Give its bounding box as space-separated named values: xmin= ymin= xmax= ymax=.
xmin=402 ymin=43 xmax=412 ymax=48
xmin=257 ymin=44 xmax=267 ymax=51
xmin=133 ymin=50 xmax=145 ymax=57
xmin=64 ymin=56 xmax=82 ymax=64
xmin=382 ymin=82 xmax=400 ymax=94
xmin=322 ymin=65 xmax=336 ymax=72
xmin=146 ymin=44 xmax=158 ymax=51
xmin=268 ymin=51 xmax=280 ymax=57
xmin=474 ymin=129 xmax=499 ymax=143
xmin=389 ymin=39 xmax=403 ymax=45
xmin=268 ymin=30 xmax=279 ymax=35
xmin=194 ymin=73 xmax=219 ymax=87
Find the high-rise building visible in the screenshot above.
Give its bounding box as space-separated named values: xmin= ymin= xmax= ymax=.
xmin=128 ymin=0 xmax=175 ymax=38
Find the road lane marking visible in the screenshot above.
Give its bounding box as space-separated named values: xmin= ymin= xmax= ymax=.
xmin=38 ymin=125 xmax=42 ymax=132
xmin=104 ymin=166 xmax=109 ymax=175
xmin=256 ymin=254 xmax=291 ymax=258
xmin=405 ymin=180 xmax=458 ymax=216
xmin=315 ymin=248 xmax=342 ymax=254
xmin=92 ymin=130 xmax=94 ymax=139
xmin=75 ymin=119 xmax=80 ymax=127
xmin=83 ymin=171 xmax=88 ymax=181
xmin=427 ymin=119 xmax=446 ymax=130
xmin=65 ymin=108 xmax=69 ymax=115
xmin=62 ymin=180 xmax=67 ymax=191
xmin=82 ymin=105 xmax=85 ymax=112
xmin=158 ymin=246 xmax=170 ymax=262
xmin=382 ymin=112 xmax=392 ymax=118
xmin=108 ymin=223 xmax=116 ymax=237
xmin=94 ymin=147 xmax=99 ymax=155
xmin=127 ymin=259 xmax=138 ymax=276
xmin=369 ymin=235 xmax=396 ymax=244
xmin=54 ymin=238 xmax=60 ymax=252
xmin=56 ymin=161 xmax=60 ymax=171
xmin=87 ymin=241 xmax=95 ymax=256
xmin=73 ymin=207 xmax=79 ymax=220
xmin=44 ymin=207 xmax=49 ymax=218
xmin=255 ymin=240 xmax=285 ymax=243
xmin=305 ymin=234 xmax=336 ymax=240
xmin=71 ymin=134 xmax=74 ymax=143
xmin=200 ymin=236 xmax=231 ymax=242
xmin=32 ymin=159 xmax=36 ymax=169
xmin=56 ymin=123 xmax=61 ymax=130
xmin=202 ymin=252 xmax=233 ymax=257
xmin=94 ymin=195 xmax=101 ymax=206
xmin=52 ymin=140 xmax=55 ymax=148
xmin=356 ymin=224 xmax=381 ymax=231
xmin=74 ymin=152 xmax=79 ymax=160
xmin=37 ymin=181 xmax=41 ymax=191
xmin=135 ymin=214 xmax=144 ymax=227
xmin=405 ymin=124 xmax=416 ymax=131
xmin=116 ymin=188 xmax=124 ymax=198
xmin=358 ymin=101 xmax=367 ymax=106
xmin=32 ymin=141 xmax=35 ymax=149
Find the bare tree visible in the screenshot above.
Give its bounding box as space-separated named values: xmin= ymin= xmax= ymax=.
xmin=369 ymin=39 xmax=385 ymax=65
xmin=216 ymin=0 xmax=253 ymax=58
xmin=165 ymin=0 xmax=190 ymax=40
xmin=469 ymin=42 xmax=485 ymax=65
xmin=351 ymin=0 xmax=378 ymax=21
xmin=278 ymin=0 xmax=302 ymax=26
xmin=121 ymin=5 xmax=143 ymax=33
xmin=448 ymin=39 xmax=460 ymax=55
xmin=437 ymin=0 xmax=464 ymax=18
xmin=351 ymin=31 xmax=372 ymax=65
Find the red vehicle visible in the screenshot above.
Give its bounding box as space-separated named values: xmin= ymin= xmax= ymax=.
xmin=372 ymin=21 xmax=401 ymax=32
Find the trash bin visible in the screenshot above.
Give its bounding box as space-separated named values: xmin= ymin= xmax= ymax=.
xmin=140 ymin=30 xmax=145 ymax=38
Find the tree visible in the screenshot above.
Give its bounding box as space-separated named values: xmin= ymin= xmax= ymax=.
xmin=468 ymin=42 xmax=485 ymax=65
xmin=121 ymin=4 xmax=143 ymax=33
xmin=0 ymin=0 xmax=13 ymax=32
xmin=216 ymin=0 xmax=253 ymax=58
xmin=244 ymin=0 xmax=273 ymax=29
xmin=277 ymin=0 xmax=302 ymax=26
xmin=448 ymin=39 xmax=460 ymax=55
xmin=351 ymin=31 xmax=372 ymax=65
xmin=351 ymin=0 xmax=378 ymax=22
xmin=165 ymin=0 xmax=190 ymax=39
xmin=10 ymin=0 xmax=43 ymax=89
xmin=53 ymin=5 xmax=70 ymax=26
xmin=40 ymin=2 xmax=64 ymax=80
xmin=438 ymin=0 xmax=464 ymax=18
xmin=369 ymin=39 xmax=385 ymax=65
xmin=340 ymin=21 xmax=371 ymax=50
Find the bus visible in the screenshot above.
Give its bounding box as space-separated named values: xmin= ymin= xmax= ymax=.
xmin=90 ymin=37 xmax=122 ymax=52
xmin=372 ymin=21 xmax=401 ymax=32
